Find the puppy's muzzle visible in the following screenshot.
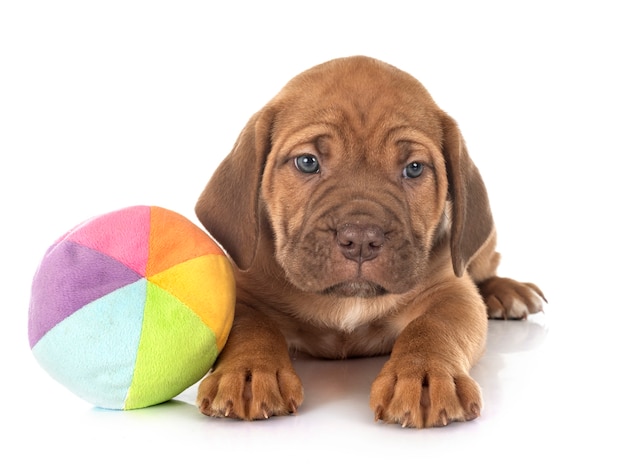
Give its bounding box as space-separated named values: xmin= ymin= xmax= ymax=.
xmin=337 ymin=223 xmax=384 ymax=263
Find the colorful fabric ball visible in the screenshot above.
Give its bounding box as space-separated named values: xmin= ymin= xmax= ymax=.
xmin=28 ymin=205 xmax=235 ymax=410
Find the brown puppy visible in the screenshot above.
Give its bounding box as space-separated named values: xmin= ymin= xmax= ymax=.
xmin=195 ymin=56 xmax=545 ymax=428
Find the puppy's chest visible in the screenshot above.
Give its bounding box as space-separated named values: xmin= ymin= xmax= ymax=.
xmin=285 ymin=321 xmax=398 ymax=359
xmin=277 ymin=298 xmax=411 ymax=359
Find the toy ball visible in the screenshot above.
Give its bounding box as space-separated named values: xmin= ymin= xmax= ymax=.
xmin=28 ymin=205 xmax=235 ymax=410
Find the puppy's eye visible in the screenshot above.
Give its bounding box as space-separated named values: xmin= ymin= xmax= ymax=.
xmin=294 ymin=154 xmax=320 ymax=174
xmin=403 ymin=162 xmax=424 ymax=179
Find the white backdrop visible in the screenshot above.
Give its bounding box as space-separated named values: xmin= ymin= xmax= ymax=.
xmin=2 ymin=1 xmax=624 ymax=470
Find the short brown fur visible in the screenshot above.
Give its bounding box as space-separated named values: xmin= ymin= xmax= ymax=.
xmin=195 ymin=56 xmax=545 ymax=427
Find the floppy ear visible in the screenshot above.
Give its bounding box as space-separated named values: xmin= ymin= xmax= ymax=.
xmin=440 ymin=113 xmax=494 ymax=277
xmin=195 ymin=109 xmax=273 ymax=270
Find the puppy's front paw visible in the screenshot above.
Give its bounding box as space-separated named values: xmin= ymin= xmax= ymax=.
xmin=197 ymin=360 xmax=304 ymax=421
xmin=478 ymin=276 xmax=546 ymax=320
xmin=370 ymin=358 xmax=482 ymax=428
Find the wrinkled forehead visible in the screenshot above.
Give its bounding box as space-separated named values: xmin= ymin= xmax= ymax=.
xmin=269 ymin=57 xmax=444 ymax=146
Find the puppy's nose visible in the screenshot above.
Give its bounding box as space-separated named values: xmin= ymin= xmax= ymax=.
xmin=337 ymin=224 xmax=384 ymax=262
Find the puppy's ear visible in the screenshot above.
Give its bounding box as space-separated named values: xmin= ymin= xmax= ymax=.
xmin=195 ymin=109 xmax=273 ymax=270
xmin=441 ymin=113 xmax=494 ymax=277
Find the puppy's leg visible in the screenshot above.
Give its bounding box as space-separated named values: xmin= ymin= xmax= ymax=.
xmin=468 ymin=231 xmax=546 ymax=320
xmin=478 ymin=277 xmax=546 ymax=320
xmin=197 ymin=305 xmax=303 ymax=420
xmin=370 ymin=281 xmax=487 ymax=428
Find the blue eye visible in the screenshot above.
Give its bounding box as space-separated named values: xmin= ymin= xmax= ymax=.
xmin=294 ymin=154 xmax=320 ymax=174
xmin=403 ymin=162 xmax=424 ymax=178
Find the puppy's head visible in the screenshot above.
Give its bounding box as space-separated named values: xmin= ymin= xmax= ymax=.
xmin=197 ymin=56 xmax=493 ymax=297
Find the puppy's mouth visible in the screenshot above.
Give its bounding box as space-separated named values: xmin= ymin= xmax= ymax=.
xmin=321 ymin=280 xmax=388 ymax=298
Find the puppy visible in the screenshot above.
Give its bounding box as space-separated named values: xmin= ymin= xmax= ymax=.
xmin=195 ymin=56 xmax=545 ymax=428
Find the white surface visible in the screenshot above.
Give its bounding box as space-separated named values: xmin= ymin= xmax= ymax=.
xmin=2 ymin=1 xmax=624 ymax=470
